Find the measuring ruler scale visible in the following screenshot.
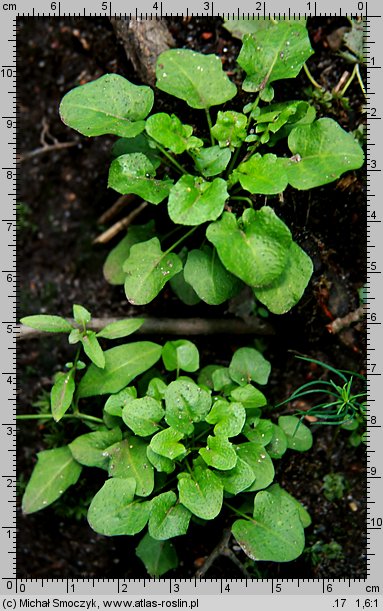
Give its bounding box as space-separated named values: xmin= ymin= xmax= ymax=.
xmin=0 ymin=1 xmax=380 ymax=607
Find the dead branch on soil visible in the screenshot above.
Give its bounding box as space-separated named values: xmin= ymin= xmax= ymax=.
xmin=18 ymin=117 xmax=78 ymax=162
xmin=326 ymin=304 xmax=366 ymax=334
xmin=97 ymin=194 xmax=137 ymax=225
xmin=18 ymin=317 xmax=274 ymax=341
xmin=109 ymin=18 xmax=175 ymax=86
xmin=93 ymin=202 xmax=148 ymax=244
xmin=195 ymin=529 xmax=250 ymax=578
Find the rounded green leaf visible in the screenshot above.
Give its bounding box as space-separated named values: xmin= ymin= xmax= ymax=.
xmin=123 ymin=238 xmax=182 ymax=305
xmin=206 ymin=207 xmax=292 ymax=288
xmin=243 ymin=419 xmax=274 ymax=445
xmin=97 ymin=318 xmax=145 ymax=340
xmin=199 ymin=435 xmax=238 ymax=470
xmin=206 ymin=400 xmax=246 ymax=437
xmin=165 ymin=380 xmax=211 ymax=435
xmin=156 ymin=49 xmax=237 ymax=109
xmin=267 ymin=483 xmax=311 ymax=528
xmin=112 ymin=133 xmax=161 ymax=168
xmin=22 ymin=447 xmax=82 ymax=514
xmin=211 ymin=111 xmax=248 ymax=149
xmin=177 ymin=466 xmax=223 ymax=520
xmin=184 ymin=246 xmax=243 ymax=305
xmin=287 ymin=118 xmax=365 ymax=189
xmin=103 ymin=222 xmax=156 ymax=286
xmin=212 ymin=367 xmax=236 ymax=393
xmin=168 ymin=175 xmax=228 ymax=226
xmin=237 ymin=22 xmax=313 ymax=92
xmin=223 ymin=17 xmax=307 ymax=40
xmin=88 ymin=478 xmax=150 ymax=536
xmin=231 ymin=487 xmax=305 ymax=562
xmin=51 ymin=370 xmax=75 ymax=422
xmin=122 ymin=396 xmax=165 ymax=437
xmin=216 ymin=457 xmax=256 ymax=494
xmin=229 ymin=347 xmax=271 ymax=386
xmin=20 ymin=315 xmax=73 ymax=333
xmin=162 ymin=340 xmax=200 ymax=373
xmin=108 ymin=153 xmax=172 ymax=205
xmin=146 ymin=446 xmax=175 ymax=474
xmin=106 ymin=438 xmax=154 ymax=497
xmin=148 ymin=491 xmax=191 ymax=540
xmin=169 ymin=247 xmax=201 ymax=306
xmin=234 ymin=153 xmax=288 ymax=195
xmin=104 ymin=387 xmax=137 ymax=417
xmin=194 ymin=146 xmax=231 ymax=177
xmin=150 ymin=428 xmax=186 ymax=461
xmin=146 ymin=113 xmax=203 ymax=154
xmin=69 ymin=427 xmax=122 ymax=469
xmin=230 ymin=384 xmax=267 ymax=408
xmin=60 ymin=74 xmax=153 ymax=137
xmin=136 ymin=534 xmax=178 ymax=577
xmin=77 ymin=341 xmax=162 ymax=397
xmin=278 ymin=415 xmax=313 ymax=452
xmin=236 ymin=442 xmax=275 ymax=491
xmin=265 ymin=423 xmax=288 ymax=459
xmin=254 ymin=242 xmax=313 ymax=314
xmin=147 ymin=378 xmax=168 ymax=401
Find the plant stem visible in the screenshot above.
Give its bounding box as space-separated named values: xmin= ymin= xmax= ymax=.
xmin=205 ymin=108 xmax=216 ymax=145
xmin=224 ymin=501 xmax=252 ymax=521
xmin=226 ymin=145 xmax=243 ymax=176
xmin=151 ymin=141 xmax=187 ymax=175
xmin=17 ymin=413 xmax=105 ymax=425
xmin=303 ymin=62 xmax=324 ymax=90
xmin=164 ymin=226 xmax=198 ymax=255
xmin=231 ymin=195 xmax=254 ymax=208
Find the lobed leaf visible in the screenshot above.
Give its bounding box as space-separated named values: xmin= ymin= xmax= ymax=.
xmin=156 ymin=49 xmax=237 ymax=109
xmin=20 ymin=315 xmax=72 ymax=334
xmin=60 ymin=74 xmax=153 ymax=138
xmin=145 ymin=113 xmax=203 ymax=154
xmin=22 ymin=447 xmax=82 ymax=514
xmin=123 ymin=238 xmax=182 ymax=305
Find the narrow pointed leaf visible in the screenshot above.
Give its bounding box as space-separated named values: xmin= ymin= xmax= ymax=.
xmin=77 ymin=342 xmax=162 ymax=397
xmin=81 ymin=332 xmax=105 ymax=368
xmin=51 ymin=370 xmax=75 ymax=422
xmin=22 ymin=447 xmax=82 ymax=514
xmin=97 ymin=318 xmax=145 ymax=340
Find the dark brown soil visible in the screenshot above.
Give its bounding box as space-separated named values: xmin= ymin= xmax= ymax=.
xmin=17 ymin=17 xmax=366 ymax=579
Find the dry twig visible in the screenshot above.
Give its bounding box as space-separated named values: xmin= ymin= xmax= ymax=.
xmin=18 ymin=118 xmax=78 ymax=162
xmin=93 ymin=202 xmax=148 ymax=244
xmin=195 ymin=529 xmax=250 ymax=578
xmin=326 ymin=304 xmax=365 ymax=334
xmin=97 ymin=194 xmax=137 ymax=225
